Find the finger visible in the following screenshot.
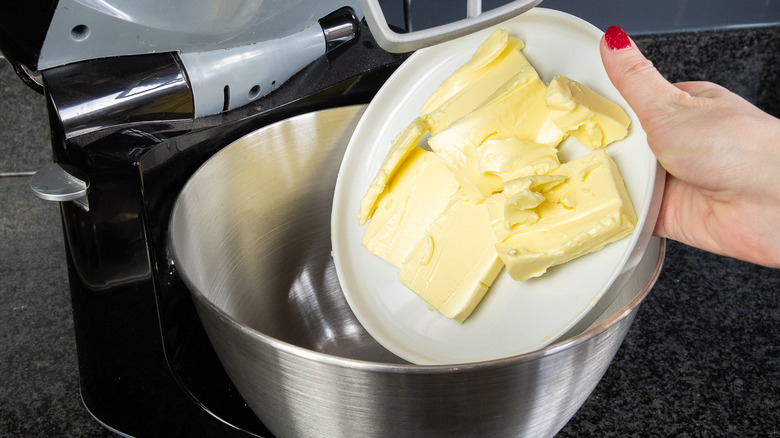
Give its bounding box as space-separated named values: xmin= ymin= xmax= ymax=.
xmin=599 ymin=26 xmax=687 ymax=123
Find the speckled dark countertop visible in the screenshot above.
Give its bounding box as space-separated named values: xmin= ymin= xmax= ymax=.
xmin=1 ymin=25 xmax=778 ymax=437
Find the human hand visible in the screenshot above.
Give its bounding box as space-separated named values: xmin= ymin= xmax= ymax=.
xmin=600 ymin=26 xmax=780 ymax=268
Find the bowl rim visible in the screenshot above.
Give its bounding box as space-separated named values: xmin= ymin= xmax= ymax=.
xmin=168 ymin=103 xmax=666 ymax=373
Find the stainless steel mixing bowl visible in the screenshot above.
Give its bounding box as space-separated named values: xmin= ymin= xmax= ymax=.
xmin=169 ymin=104 xmax=664 ymax=438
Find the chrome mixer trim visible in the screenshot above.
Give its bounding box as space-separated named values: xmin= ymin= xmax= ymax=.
xmin=30 ymin=162 xmax=90 ymax=211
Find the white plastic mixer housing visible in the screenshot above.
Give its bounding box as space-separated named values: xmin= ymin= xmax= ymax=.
xmin=36 ymin=0 xmax=540 ymax=116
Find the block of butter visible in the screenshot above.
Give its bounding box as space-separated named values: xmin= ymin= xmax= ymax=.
xmin=398 ymin=197 xmax=503 ymax=323
xmin=362 ymin=147 xmax=461 ymax=268
xmin=486 ymin=149 xmax=637 ymax=281
xmin=545 ymin=75 xmax=631 ymax=149
xmin=422 ymin=29 xmax=534 ymax=135
xmin=359 ymin=30 xmax=533 ymax=225
xmin=358 ymin=117 xmax=428 ymax=225
xmin=427 ymin=66 xmax=564 ymax=202
xmin=478 ymin=136 xmax=560 ymax=182
xmin=499 ymin=174 xmax=567 ymax=232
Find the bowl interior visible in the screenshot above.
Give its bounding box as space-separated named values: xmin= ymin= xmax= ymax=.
xmin=170 ymin=105 xmax=406 ymax=363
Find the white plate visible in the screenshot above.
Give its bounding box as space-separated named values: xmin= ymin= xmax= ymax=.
xmin=332 ymin=8 xmax=661 ymax=365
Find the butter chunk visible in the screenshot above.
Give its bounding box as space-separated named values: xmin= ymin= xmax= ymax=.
xmin=398 ymin=197 xmax=503 ymax=323
xmin=486 ymin=149 xmax=637 ymax=281
xmin=478 ymin=136 xmax=560 ymax=182
xmin=358 ymin=117 xmax=428 ymax=225
xmin=362 ymin=147 xmax=461 ymax=268
xmin=502 ymin=174 xmax=566 ymax=230
xmin=422 ymin=29 xmax=534 ymax=135
xmin=545 ymin=75 xmax=631 ymax=149
xmin=428 ymin=67 xmax=565 ymax=202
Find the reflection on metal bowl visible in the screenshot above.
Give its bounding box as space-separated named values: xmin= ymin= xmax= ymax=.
xmin=169 ymin=104 xmax=664 ymax=438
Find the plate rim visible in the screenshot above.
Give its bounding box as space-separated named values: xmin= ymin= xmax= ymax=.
xmin=332 ymin=7 xmax=659 ymax=365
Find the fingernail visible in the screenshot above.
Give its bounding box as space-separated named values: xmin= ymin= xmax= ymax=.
xmin=605 ymin=26 xmax=631 ymax=51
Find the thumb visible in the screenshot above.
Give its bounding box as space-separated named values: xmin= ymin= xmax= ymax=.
xmin=600 ymin=26 xmax=685 ymax=123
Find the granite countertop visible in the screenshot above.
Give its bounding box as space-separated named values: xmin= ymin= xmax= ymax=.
xmin=1 ymin=26 xmax=778 ymax=437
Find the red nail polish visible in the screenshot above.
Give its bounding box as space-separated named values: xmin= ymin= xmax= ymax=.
xmin=605 ymin=26 xmax=631 ymax=51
